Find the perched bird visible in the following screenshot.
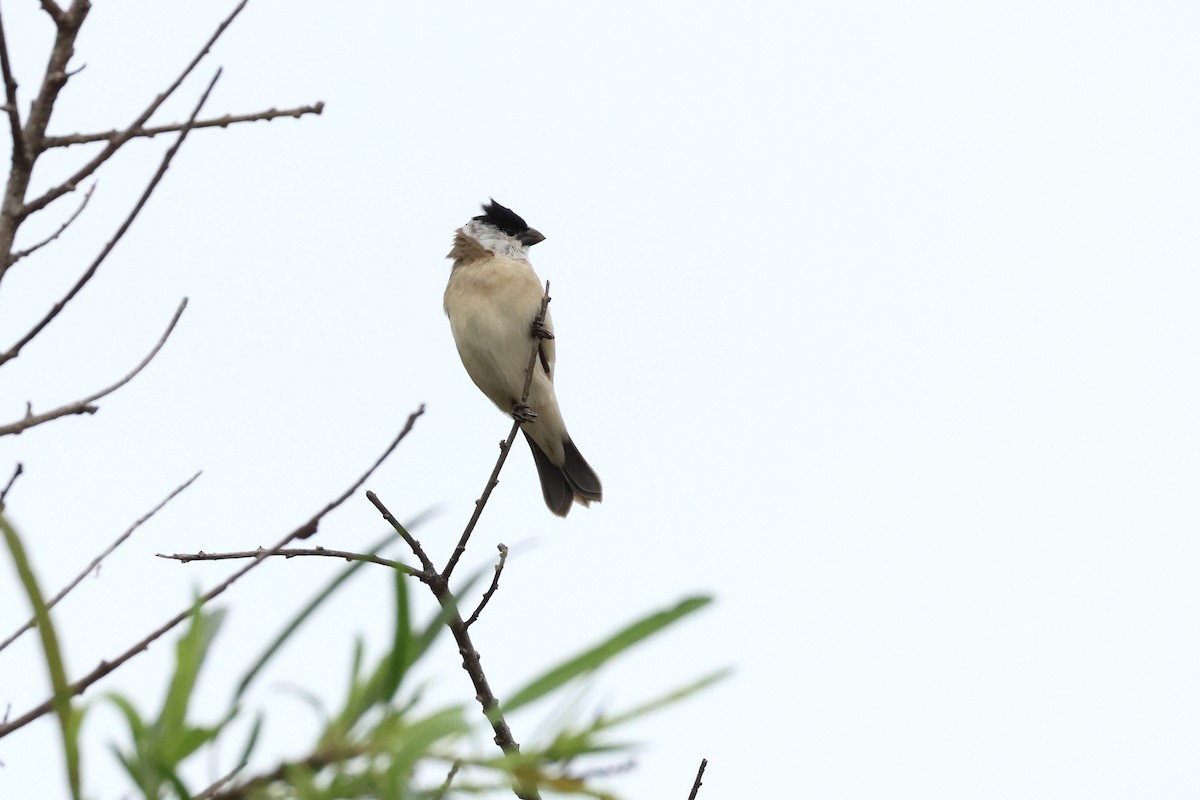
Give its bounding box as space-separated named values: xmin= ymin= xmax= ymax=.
xmin=444 ymin=199 xmax=603 ymax=516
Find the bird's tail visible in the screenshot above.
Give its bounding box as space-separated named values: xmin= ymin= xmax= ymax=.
xmin=524 ymin=432 xmax=603 ymax=517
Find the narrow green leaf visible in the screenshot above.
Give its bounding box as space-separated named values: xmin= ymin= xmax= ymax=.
xmin=158 ymin=603 xmax=225 ymax=743
xmin=233 ymin=533 xmax=399 ymax=702
xmin=600 ymin=667 xmax=731 ymax=730
xmin=380 ymin=565 xmax=410 ymax=701
xmin=502 ymin=595 xmax=712 ymax=714
xmin=382 ymin=706 xmax=468 ymax=780
xmin=235 ymin=712 xmax=264 ymax=773
xmin=1 ymin=514 xmax=81 ymax=798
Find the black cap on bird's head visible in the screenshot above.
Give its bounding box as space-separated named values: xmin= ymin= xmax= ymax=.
xmin=474 ymin=199 xmax=545 ymax=246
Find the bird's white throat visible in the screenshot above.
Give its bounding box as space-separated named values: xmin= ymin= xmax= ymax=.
xmin=462 ymin=219 xmax=531 ymax=262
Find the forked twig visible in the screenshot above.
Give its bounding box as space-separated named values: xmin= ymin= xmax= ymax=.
xmin=367 ymin=492 xmax=540 ymax=800
xmin=21 ymin=0 xmax=250 ymax=219
xmin=10 ymin=183 xmax=95 ymax=263
xmin=0 ymin=64 xmax=223 ymax=368
xmin=0 ymin=406 xmax=424 ymax=741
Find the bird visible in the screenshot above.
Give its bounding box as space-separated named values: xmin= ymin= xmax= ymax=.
xmin=443 ymin=199 xmax=603 ymax=516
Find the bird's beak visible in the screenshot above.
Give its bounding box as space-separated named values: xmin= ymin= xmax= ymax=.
xmin=519 ymin=228 xmax=546 ymax=246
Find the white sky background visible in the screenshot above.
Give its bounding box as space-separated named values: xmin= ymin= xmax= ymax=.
xmin=1 ymin=1 xmax=1199 ymax=797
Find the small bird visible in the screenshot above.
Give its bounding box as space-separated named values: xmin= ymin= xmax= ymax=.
xmin=444 ymin=199 xmax=603 ymax=516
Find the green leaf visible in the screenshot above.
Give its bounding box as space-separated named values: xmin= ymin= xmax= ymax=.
xmin=378 ymin=564 xmax=410 ymax=701
xmin=600 ymin=667 xmax=732 ymax=730
xmin=0 ymin=514 xmax=81 ymax=799
xmin=502 ymin=595 xmax=712 ymax=714
xmin=158 ymin=603 xmax=225 ymax=746
xmin=233 ymin=532 xmax=400 ymax=702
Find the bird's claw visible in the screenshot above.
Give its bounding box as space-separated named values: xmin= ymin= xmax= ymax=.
xmin=531 ymin=319 xmax=554 ymax=340
xmin=511 ymin=403 xmax=538 ymax=423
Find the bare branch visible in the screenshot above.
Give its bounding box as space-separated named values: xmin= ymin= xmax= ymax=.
xmin=42 ymin=102 xmax=325 ymax=149
xmin=0 ymin=66 xmax=220 ymax=367
xmin=0 ymin=462 xmax=22 ymax=510
xmin=0 ymin=1 xmax=88 ymax=281
xmin=367 ymin=492 xmax=540 ymax=800
xmin=465 ymin=544 xmax=507 ymax=628
xmin=365 ymin=490 xmax=438 ymax=576
xmin=0 ymin=471 xmax=201 ymax=655
xmin=431 ymin=760 xmax=461 ymax=800
xmin=687 ymin=758 xmax=708 ymax=800
xmin=38 ymin=1 xmax=66 ymax=27
xmin=0 ymin=407 xmax=424 ymax=740
xmin=194 ymin=760 xmax=248 ymax=800
xmin=0 ymin=9 xmax=25 ymax=171
xmin=0 ymin=297 xmax=187 ymax=437
xmin=442 ymin=282 xmax=550 ymax=583
xmin=10 ymin=182 xmax=95 ymax=264
xmin=21 ymin=0 xmax=249 ymax=220
xmin=154 ymin=546 xmax=424 ymax=579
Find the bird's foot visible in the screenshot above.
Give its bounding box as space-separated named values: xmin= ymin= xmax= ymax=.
xmin=531 ymin=319 xmax=554 ymax=340
xmin=511 ymin=403 xmax=538 ymax=423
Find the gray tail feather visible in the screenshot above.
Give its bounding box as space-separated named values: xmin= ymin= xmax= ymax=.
xmin=562 ymin=438 xmax=603 ymax=504
xmin=523 ymin=433 xmax=603 ymax=517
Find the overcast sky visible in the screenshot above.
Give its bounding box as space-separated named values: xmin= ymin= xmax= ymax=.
xmin=2 ymin=1 xmax=1199 ymax=798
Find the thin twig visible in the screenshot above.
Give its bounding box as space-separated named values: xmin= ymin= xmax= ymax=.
xmin=0 ymin=462 xmax=21 ymax=510
xmin=21 ymin=0 xmax=250 ymax=219
xmin=0 ymin=8 xmax=25 ymax=171
xmin=10 ymin=182 xmax=95 ymax=263
xmin=465 ymin=544 xmax=507 ymax=628
xmin=0 ymin=60 xmax=221 ymax=366
xmin=365 ymin=491 xmax=438 ymax=576
xmin=204 ymin=744 xmax=366 ymax=800
xmin=431 ymin=760 xmax=462 ymax=800
xmin=0 ymin=407 xmax=424 ymax=741
xmin=0 ymin=472 xmax=201 ymax=655
xmin=368 ymin=493 xmax=539 ymax=799
xmin=154 ymin=546 xmax=423 ymax=579
xmin=193 ymin=760 xmax=248 ymax=800
xmin=687 ymin=758 xmax=708 ymax=800
xmin=442 ymin=282 xmax=550 ymax=583
xmin=0 ymin=297 xmax=188 ymax=436
xmin=42 ymin=103 xmax=325 ymax=148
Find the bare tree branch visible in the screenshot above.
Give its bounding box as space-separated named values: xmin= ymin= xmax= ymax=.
xmin=42 ymin=102 xmax=325 ymax=149
xmin=10 ymin=182 xmax=95 ymax=264
xmin=0 ymin=8 xmax=26 ymax=171
xmin=0 ymin=406 xmax=425 ymax=741
xmin=365 ymin=490 xmax=438 ymax=575
xmin=465 ymin=544 xmax=507 ymax=628
xmin=441 ymin=282 xmax=550 ymax=583
xmin=0 ymin=471 xmax=201 ymax=654
xmin=367 ymin=491 xmax=540 ymax=800
xmin=0 ymin=64 xmax=221 ymax=368
xmin=0 ymin=297 xmax=187 ymax=437
xmin=431 ymin=760 xmax=462 ymax=800
xmin=38 ymin=1 xmax=66 ymax=27
xmin=0 ymin=462 xmax=22 ymax=510
xmin=154 ymin=546 xmax=423 ymax=579
xmin=687 ymin=758 xmax=708 ymax=800
xmin=20 ymin=0 xmax=249 ymax=221
xmin=0 ymin=0 xmax=88 ymax=279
